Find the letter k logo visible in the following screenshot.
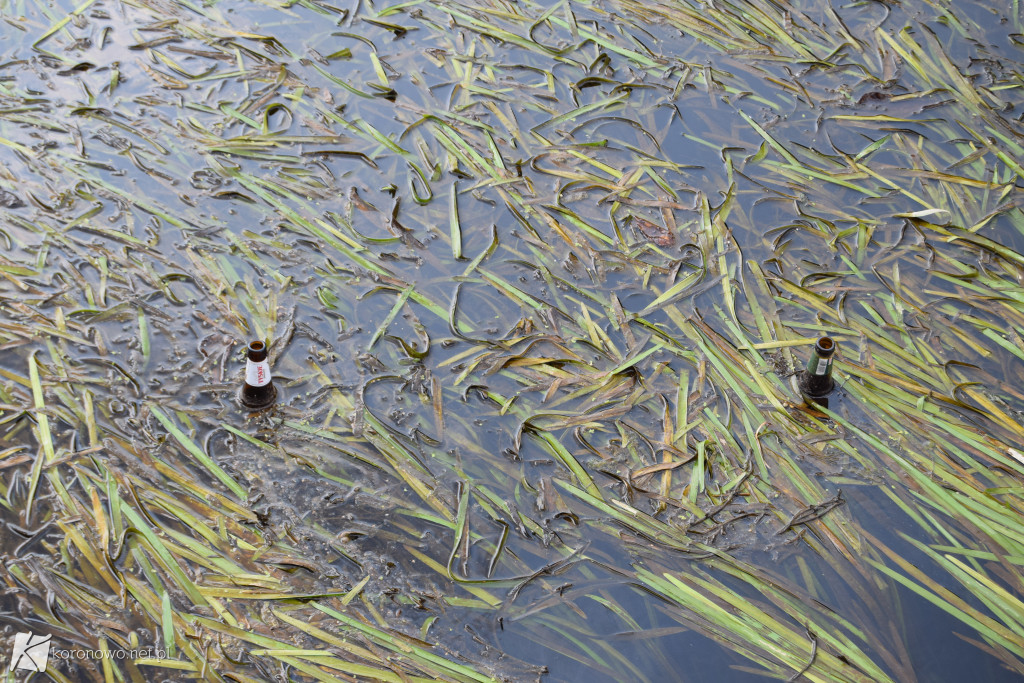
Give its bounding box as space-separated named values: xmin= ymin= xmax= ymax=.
xmin=9 ymin=632 xmax=51 ymax=672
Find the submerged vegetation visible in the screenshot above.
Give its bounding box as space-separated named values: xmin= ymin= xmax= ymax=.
xmin=1 ymin=0 xmax=1023 ymax=680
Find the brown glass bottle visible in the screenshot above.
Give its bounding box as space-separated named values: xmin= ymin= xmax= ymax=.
xmin=240 ymin=340 xmax=277 ymax=409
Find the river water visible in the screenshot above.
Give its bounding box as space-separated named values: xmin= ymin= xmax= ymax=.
xmin=1 ymin=0 xmax=1023 ymax=680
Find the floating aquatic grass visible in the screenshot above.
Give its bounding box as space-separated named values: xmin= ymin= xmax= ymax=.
xmin=1 ymin=0 xmax=1023 ymax=680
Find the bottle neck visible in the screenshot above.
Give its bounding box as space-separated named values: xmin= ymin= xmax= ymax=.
xmin=807 ymin=350 xmax=833 ymax=377
xmin=245 ymin=357 xmax=271 ymax=387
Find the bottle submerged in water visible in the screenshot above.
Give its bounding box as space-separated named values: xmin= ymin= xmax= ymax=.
xmin=799 ymin=336 xmax=836 ymax=406
xmin=239 ymin=340 xmax=277 ymax=409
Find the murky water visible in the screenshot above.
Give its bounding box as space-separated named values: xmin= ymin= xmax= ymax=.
xmin=2 ymin=0 xmax=1024 ymax=680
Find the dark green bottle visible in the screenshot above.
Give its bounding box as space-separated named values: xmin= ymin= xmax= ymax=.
xmin=800 ymin=336 xmax=836 ymax=404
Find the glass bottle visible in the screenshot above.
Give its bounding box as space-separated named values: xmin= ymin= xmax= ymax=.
xmin=240 ymin=340 xmax=276 ymax=409
xmin=800 ymin=336 xmax=836 ymax=404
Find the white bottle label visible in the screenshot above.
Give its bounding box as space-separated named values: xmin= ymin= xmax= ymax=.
xmin=246 ymin=359 xmax=271 ymax=387
xmin=816 ymin=358 xmax=830 ymax=375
